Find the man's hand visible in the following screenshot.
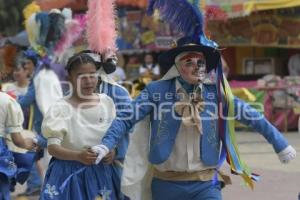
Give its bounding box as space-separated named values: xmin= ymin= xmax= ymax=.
xmin=102 ymin=149 xmax=116 ymax=164
xmin=278 ymin=145 xmax=296 ymax=164
xmin=76 ymin=149 xmax=98 ymax=165
xmin=24 ymin=138 xmax=38 ymax=151
xmin=91 ymin=145 xmax=109 ymax=164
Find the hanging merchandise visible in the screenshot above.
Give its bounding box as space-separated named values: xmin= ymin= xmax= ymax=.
xmin=35 ymin=0 xmax=87 ymax=11
xmin=207 ymin=8 xmax=300 ymax=48
xmin=206 ymin=0 xmax=300 ymax=18
xmin=117 ymin=7 xmax=180 ymax=52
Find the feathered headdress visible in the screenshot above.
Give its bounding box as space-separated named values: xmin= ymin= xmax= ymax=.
xmin=147 ymin=0 xmax=218 ymax=48
xmin=36 ymin=12 xmax=50 ymax=49
xmin=147 ymin=0 xmax=259 ymax=189
xmin=84 ymin=0 xmax=118 ymax=74
xmin=46 ymin=10 xmax=66 ymax=51
xmin=54 ymin=15 xmax=87 ymax=62
xmin=24 ymin=8 xmax=67 ymax=56
xmin=23 ymin=1 xmax=41 ymax=25
xmin=147 ymin=0 xmax=204 ymax=37
xmin=24 ymin=8 xmax=69 ymax=74
xmin=26 ymin=13 xmax=42 ymax=54
xmin=86 ymin=0 xmax=118 ymax=57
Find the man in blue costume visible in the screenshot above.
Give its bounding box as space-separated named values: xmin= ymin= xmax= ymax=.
xmin=91 ymin=1 xmax=296 ymax=199
xmin=92 ymin=34 xmax=297 ymax=200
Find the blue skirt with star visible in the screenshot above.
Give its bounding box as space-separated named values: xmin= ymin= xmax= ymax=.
xmin=0 ymin=137 xmax=36 ymax=191
xmin=40 ymin=158 xmax=117 ymax=200
xmin=0 ymin=137 xmax=17 ymax=200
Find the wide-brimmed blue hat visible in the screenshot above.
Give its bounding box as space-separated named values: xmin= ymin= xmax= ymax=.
xmin=158 ymin=36 xmax=220 ymax=73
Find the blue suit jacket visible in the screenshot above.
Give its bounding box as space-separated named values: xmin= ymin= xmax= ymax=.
xmin=102 ymin=78 xmax=288 ymax=166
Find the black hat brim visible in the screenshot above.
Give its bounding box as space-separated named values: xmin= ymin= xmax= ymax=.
xmin=158 ymin=45 xmax=220 ymax=73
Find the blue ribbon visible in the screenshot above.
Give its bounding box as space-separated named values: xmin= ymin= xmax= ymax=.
xmin=59 ymin=166 xmax=87 ymax=192
xmin=212 ymin=145 xmax=227 ymax=186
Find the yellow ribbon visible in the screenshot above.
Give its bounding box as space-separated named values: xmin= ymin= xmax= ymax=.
xmin=28 ymin=104 xmax=34 ymax=131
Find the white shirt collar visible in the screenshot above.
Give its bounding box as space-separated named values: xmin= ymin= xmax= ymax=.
xmin=161 ymin=65 xmax=180 ymax=80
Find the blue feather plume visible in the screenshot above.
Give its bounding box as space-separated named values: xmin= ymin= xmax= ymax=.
xmin=46 ymin=12 xmax=66 ymax=51
xmin=147 ymin=0 xmax=204 ymax=38
xmin=193 ymin=0 xmax=200 ymax=7
xmin=35 ymin=12 xmax=50 ymax=47
xmin=147 ymin=0 xmax=156 ymax=16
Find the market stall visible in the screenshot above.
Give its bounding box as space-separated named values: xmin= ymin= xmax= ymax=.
xmin=206 ymin=1 xmax=300 ymax=131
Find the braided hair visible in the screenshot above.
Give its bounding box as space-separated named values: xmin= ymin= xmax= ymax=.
xmin=65 ymin=53 xmax=97 ymax=73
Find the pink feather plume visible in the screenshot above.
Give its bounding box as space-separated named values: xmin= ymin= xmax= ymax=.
xmin=54 ymin=14 xmax=87 ymax=57
xmin=86 ymin=0 xmax=117 ymax=55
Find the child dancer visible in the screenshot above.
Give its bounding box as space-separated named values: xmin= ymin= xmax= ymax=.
xmin=40 ymin=53 xmax=117 ymax=200
xmin=0 ymin=91 xmax=37 ymax=200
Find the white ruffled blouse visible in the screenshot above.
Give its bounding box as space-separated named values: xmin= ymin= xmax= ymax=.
xmin=0 ymin=92 xmax=24 ymax=137
xmin=42 ymin=94 xmax=116 ymax=151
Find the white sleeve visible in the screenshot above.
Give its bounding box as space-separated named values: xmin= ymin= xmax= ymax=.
xmin=34 ymin=69 xmax=63 ymax=116
xmin=1 ymin=83 xmax=14 ymax=93
xmin=42 ymin=102 xmax=69 ymax=146
xmin=5 ymin=97 xmax=24 ymax=134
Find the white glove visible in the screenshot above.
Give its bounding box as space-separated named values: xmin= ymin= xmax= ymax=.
xmin=278 ymin=145 xmax=296 ymax=164
xmin=91 ymin=145 xmax=109 ymax=164
xmin=33 ymin=137 xmax=38 ymax=144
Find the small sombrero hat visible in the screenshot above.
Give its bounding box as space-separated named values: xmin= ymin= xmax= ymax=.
xmin=158 ymin=36 xmax=220 ymax=73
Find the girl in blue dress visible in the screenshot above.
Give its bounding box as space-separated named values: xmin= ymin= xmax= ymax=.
xmin=40 ymin=53 xmax=117 ymax=200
